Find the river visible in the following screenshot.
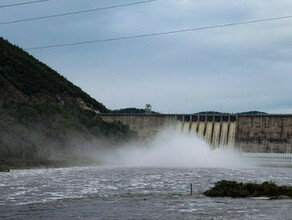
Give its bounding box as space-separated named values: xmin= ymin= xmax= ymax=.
xmin=0 ymin=166 xmax=291 ymax=219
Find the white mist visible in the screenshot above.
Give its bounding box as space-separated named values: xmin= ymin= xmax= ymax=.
xmin=104 ymin=128 xmax=247 ymax=168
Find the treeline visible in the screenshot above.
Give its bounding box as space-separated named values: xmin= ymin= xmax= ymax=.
xmin=0 ymin=99 xmax=136 ymax=168
xmin=112 ymin=108 xmax=160 ymax=114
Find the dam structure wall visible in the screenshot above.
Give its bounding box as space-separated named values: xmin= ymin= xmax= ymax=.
xmin=100 ymin=114 xmax=292 ymax=154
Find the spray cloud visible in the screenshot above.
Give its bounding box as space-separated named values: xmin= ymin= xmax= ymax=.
xmin=101 ymin=127 xmax=247 ymax=168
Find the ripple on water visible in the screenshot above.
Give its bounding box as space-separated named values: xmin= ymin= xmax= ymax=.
xmin=0 ymin=167 xmax=292 ymax=208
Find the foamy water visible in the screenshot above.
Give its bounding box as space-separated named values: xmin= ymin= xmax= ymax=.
xmin=1 ymin=166 xmax=292 ymax=219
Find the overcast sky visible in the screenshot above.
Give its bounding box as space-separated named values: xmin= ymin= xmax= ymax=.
xmin=1 ymin=0 xmax=292 ymax=113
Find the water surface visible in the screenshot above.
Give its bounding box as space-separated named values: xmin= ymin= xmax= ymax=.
xmin=0 ymin=166 xmax=291 ymax=219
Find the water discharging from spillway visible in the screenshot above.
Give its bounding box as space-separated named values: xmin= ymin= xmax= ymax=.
xmin=102 ymin=127 xmax=247 ymax=168
xmin=175 ymin=120 xmax=237 ymax=149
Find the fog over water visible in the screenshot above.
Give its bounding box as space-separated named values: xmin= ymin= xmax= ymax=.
xmin=101 ymin=128 xmax=247 ymax=168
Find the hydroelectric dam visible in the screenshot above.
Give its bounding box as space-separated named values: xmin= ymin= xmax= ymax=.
xmin=100 ymin=114 xmax=292 ymax=166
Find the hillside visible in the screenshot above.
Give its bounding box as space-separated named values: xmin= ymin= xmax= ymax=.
xmin=0 ymin=37 xmax=135 ymax=169
xmin=0 ymin=38 xmax=108 ymax=113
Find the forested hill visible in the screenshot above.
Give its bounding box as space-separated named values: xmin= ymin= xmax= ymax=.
xmin=0 ymin=37 xmax=134 ymax=170
xmin=0 ymin=37 xmax=107 ymax=113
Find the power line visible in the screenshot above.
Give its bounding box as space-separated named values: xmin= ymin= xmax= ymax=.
xmin=0 ymin=0 xmax=56 ymax=9
xmin=25 ymin=15 xmax=292 ymax=51
xmin=0 ymin=0 xmax=158 ymax=25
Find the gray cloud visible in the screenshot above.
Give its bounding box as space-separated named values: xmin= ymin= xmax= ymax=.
xmin=0 ymin=0 xmax=291 ymax=113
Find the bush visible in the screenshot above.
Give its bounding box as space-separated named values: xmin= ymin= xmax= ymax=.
xmin=204 ymin=180 xmax=292 ymax=198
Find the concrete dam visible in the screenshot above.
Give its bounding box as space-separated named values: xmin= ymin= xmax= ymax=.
xmin=100 ymin=114 xmax=292 ymax=154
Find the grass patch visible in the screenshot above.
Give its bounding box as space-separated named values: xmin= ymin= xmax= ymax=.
xmin=204 ymin=180 xmax=292 ymax=198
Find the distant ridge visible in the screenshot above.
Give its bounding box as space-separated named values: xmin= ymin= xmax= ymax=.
xmin=238 ymin=111 xmax=267 ymax=115
xmin=195 ymin=111 xmax=227 ymax=115
xmin=111 ymin=109 xmax=268 ymax=115
xmin=195 ymin=111 xmax=267 ymax=115
xmin=112 ymin=107 xmax=160 ymax=114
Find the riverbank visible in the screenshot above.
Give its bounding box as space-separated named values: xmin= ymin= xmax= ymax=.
xmin=0 ymin=159 xmax=99 ymax=172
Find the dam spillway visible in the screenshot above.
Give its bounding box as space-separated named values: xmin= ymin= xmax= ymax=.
xmin=174 ymin=115 xmax=237 ymax=149
xmin=100 ymin=114 xmax=292 ymax=154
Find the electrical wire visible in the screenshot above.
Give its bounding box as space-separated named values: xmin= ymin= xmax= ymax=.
xmin=0 ymin=0 xmax=56 ymax=9
xmin=0 ymin=0 xmax=158 ymax=25
xmin=25 ymin=14 xmax=292 ymax=51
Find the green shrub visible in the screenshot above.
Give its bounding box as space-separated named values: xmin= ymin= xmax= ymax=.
xmin=204 ymin=180 xmax=292 ymax=198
